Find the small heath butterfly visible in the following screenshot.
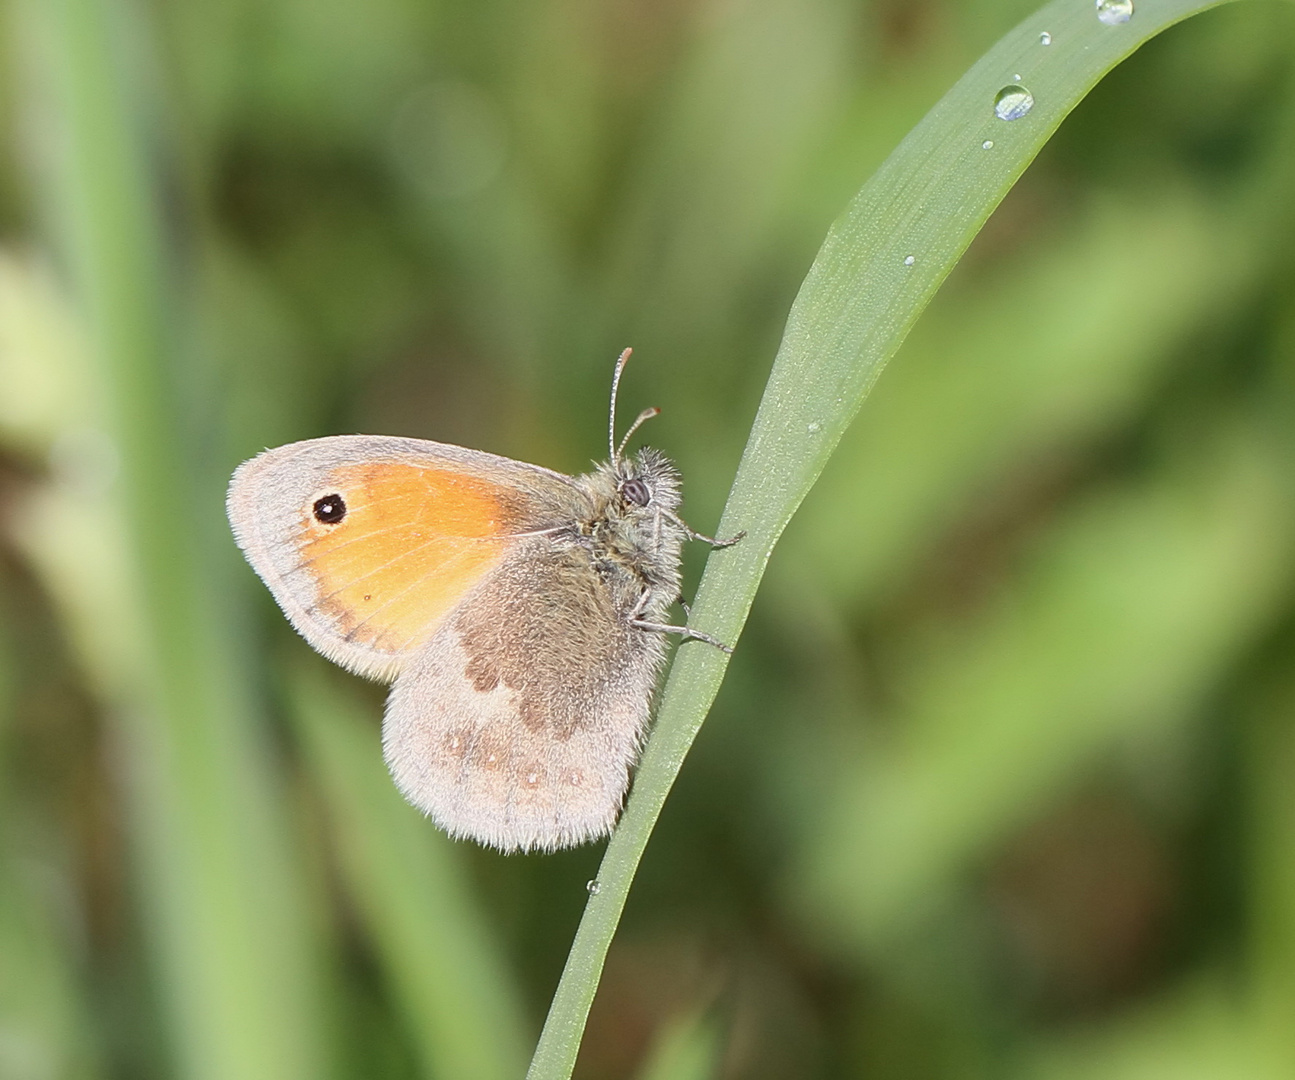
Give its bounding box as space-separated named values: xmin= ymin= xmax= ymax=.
xmin=227 ymin=350 xmax=737 ymax=853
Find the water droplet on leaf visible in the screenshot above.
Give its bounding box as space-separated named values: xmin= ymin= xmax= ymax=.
xmin=1096 ymin=0 xmax=1133 ymax=25
xmin=993 ymin=84 xmax=1034 ymax=121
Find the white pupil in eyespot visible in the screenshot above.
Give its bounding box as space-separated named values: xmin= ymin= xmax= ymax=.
xmin=312 ymin=494 xmax=347 ymax=523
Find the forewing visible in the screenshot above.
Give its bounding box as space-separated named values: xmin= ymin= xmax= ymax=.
xmin=227 ymin=435 xmax=577 ymax=680
xmin=383 ymin=542 xmax=666 ymax=852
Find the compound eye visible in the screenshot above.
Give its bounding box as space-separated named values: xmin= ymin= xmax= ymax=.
xmin=621 ymin=478 xmax=651 ymax=507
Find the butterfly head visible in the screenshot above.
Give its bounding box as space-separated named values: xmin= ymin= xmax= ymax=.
xmin=610 ymin=446 xmax=681 ymax=517
xmin=604 ymin=347 xmax=681 ymax=518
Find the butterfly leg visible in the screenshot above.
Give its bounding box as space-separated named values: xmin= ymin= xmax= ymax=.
xmin=632 ymin=618 xmax=734 ymax=654
xmin=629 ymin=589 xmax=733 ymax=653
xmin=665 ymin=510 xmax=745 ymax=548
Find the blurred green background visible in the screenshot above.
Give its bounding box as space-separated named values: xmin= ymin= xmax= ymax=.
xmin=1 ymin=0 xmax=1294 ymax=1078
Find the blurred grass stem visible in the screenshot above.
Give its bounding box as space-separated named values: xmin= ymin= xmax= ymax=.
xmin=18 ymin=0 xmax=326 ymax=1077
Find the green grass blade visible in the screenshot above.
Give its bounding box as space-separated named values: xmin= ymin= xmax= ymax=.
xmin=13 ymin=1 xmax=327 ymax=1077
xmin=525 ymin=1 xmax=1273 ymax=1076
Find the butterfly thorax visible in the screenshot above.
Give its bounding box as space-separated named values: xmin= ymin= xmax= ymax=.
xmin=569 ymin=448 xmax=685 ymax=623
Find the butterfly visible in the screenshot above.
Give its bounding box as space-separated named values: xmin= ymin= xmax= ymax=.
xmin=227 ymin=350 xmax=737 ymax=853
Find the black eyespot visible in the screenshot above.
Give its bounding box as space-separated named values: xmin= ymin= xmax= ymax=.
xmin=621 ymin=478 xmax=651 ymax=507
xmin=312 ymin=494 xmax=347 ymax=524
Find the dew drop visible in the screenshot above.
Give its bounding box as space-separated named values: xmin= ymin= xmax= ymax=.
xmin=994 ymin=84 xmax=1034 ymax=121
xmin=1013 ymin=73 xmax=1022 ymax=82
xmin=806 ymin=421 xmax=822 ymax=434
xmin=1095 ymin=0 xmax=1133 ymax=25
xmin=903 ymin=254 xmax=916 ymax=266
xmin=586 ymin=880 xmax=601 ymax=896
xmin=982 ymin=139 xmax=994 ymax=150
xmin=1040 ymin=30 xmax=1052 ymax=45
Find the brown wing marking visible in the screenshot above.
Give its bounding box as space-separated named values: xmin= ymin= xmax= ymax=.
xmin=382 ymin=544 xmax=668 ymax=852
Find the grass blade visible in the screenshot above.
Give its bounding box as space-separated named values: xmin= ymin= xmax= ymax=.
xmin=525 ymin=0 xmax=1268 ymax=1075
xmin=12 ymin=1 xmax=327 ymax=1076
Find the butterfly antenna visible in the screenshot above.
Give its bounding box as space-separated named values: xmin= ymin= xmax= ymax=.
xmin=616 ymin=407 xmax=660 ymax=459
xmin=609 ymin=347 xmax=633 ymax=461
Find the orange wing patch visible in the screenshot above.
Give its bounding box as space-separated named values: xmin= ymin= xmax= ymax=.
xmin=295 ymin=464 xmax=522 ymax=654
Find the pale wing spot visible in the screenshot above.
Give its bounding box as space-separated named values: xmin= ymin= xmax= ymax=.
xmin=440 ymin=727 xmax=474 ymax=766
xmin=471 ymin=726 xmax=510 ymax=772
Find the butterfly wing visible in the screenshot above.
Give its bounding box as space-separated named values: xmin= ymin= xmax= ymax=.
xmin=383 ymin=541 xmax=667 ymax=852
xmin=227 ymin=435 xmax=579 ymax=681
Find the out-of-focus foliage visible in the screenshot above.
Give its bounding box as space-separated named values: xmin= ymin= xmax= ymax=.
xmin=0 ymin=0 xmax=1292 ymax=1078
